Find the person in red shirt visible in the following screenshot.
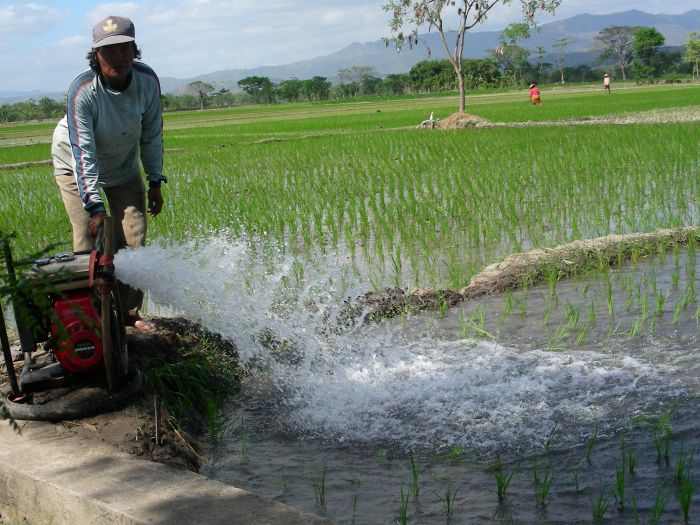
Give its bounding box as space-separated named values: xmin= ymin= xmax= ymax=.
xmin=529 ymin=83 xmax=542 ymax=106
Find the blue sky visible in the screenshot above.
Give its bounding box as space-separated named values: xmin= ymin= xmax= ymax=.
xmin=2 ymin=0 xmax=698 ymax=93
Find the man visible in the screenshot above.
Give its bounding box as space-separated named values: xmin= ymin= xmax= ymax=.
xmin=51 ymin=15 xmax=165 ymax=332
xmin=603 ymin=73 xmax=611 ymax=93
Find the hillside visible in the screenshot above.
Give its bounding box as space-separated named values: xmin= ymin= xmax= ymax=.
xmin=158 ymin=9 xmax=700 ymax=94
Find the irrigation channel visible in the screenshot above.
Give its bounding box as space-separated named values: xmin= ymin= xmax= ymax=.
xmin=116 ymin=236 xmax=698 ymax=525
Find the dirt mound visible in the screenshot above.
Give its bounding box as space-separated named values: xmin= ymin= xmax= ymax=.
xmin=439 ymin=112 xmax=493 ymax=129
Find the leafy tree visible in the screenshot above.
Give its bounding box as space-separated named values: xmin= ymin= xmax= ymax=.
xmin=592 ymin=26 xmax=636 ymax=80
xmin=383 ymin=0 xmax=560 ymax=113
xmin=631 ymin=27 xmax=665 ymax=81
xmin=278 ymin=78 xmax=303 ymax=102
xmin=300 ymin=76 xmax=331 ymax=101
xmin=552 ymin=37 xmax=575 ymax=83
xmin=492 ymin=23 xmax=531 ymax=86
xmin=237 ymin=76 xmax=275 ymax=104
xmin=186 ymin=80 xmax=215 ymax=110
xmin=684 ymin=31 xmax=700 ymax=79
xmin=379 ymin=73 xmax=408 ymax=95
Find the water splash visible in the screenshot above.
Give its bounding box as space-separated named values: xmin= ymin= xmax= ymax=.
xmin=115 ymin=236 xmax=683 ymax=454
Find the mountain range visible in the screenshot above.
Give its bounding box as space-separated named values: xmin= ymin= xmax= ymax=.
xmin=3 ymin=9 xmax=699 ymax=103
xmin=157 ymin=9 xmax=700 ymax=94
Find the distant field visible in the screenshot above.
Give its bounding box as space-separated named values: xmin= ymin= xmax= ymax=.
xmin=1 ymin=83 xmax=698 ymax=289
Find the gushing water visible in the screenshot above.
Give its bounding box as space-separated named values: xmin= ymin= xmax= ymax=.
xmin=115 ymin=236 xmax=687 ymax=457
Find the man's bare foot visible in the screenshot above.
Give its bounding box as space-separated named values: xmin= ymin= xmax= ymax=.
xmin=132 ymin=318 xmax=157 ymax=333
xmin=126 ymin=316 xmax=157 ymax=333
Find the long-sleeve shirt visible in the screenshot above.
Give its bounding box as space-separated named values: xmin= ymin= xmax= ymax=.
xmin=63 ymin=62 xmax=164 ymax=215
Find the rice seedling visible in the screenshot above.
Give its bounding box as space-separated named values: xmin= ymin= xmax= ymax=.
xmin=351 ymin=495 xmax=358 ymax=525
xmin=674 ymin=448 xmax=695 ymax=485
xmin=533 ymin=461 xmax=553 ymax=507
xmin=585 ymin=424 xmax=599 ymax=464
xmin=678 ymin=475 xmax=694 ymax=523
xmin=576 ymin=325 xmax=587 ymax=345
xmin=563 ymin=302 xmax=579 ymax=329
xmin=656 ymin=290 xmax=666 ymax=316
xmin=625 ymin=443 xmax=638 ymax=475
xmin=409 ymin=451 xmax=420 ymax=498
xmin=628 ymin=317 xmax=643 ymax=338
xmin=650 ymin=486 xmax=667 ymax=525
xmin=591 ymin=484 xmax=610 ymax=522
xmin=439 ymin=483 xmax=458 ymax=521
xmin=492 ymin=459 xmax=516 ymax=502
xmin=502 ymin=291 xmax=514 ymax=320
xmin=615 ymin=461 xmax=626 ymax=510
xmin=396 ymin=487 xmax=409 ymax=525
xmin=312 ymin=465 xmax=328 ymax=507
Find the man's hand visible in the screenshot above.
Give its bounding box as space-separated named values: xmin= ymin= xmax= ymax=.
xmin=88 ymin=211 xmax=108 ymax=237
xmin=147 ymin=186 xmax=164 ymax=217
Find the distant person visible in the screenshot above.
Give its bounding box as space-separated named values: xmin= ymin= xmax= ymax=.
xmin=603 ymin=73 xmax=611 ymax=93
xmin=50 ymin=15 xmax=165 ymax=332
xmin=529 ymin=83 xmax=542 ymax=106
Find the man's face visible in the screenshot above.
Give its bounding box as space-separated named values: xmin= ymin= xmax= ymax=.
xmin=96 ymin=43 xmax=135 ymax=87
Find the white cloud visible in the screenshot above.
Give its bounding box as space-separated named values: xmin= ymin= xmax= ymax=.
xmin=0 ymin=3 xmax=63 ymax=38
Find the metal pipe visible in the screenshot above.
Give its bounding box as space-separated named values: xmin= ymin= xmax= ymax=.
xmin=0 ymin=300 xmax=21 ymax=396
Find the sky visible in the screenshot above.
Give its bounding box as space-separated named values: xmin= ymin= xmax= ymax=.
xmin=1 ymin=0 xmax=698 ymax=94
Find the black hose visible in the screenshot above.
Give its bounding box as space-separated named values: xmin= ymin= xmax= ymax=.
xmin=0 ymin=367 xmax=143 ymax=422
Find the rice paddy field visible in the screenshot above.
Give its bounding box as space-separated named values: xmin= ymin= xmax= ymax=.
xmin=2 ymin=83 xmax=699 ymax=523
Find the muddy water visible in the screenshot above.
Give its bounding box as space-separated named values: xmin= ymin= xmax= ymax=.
xmin=117 ymin=241 xmax=698 ymax=524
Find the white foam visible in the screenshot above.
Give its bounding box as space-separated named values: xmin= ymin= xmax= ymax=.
xmin=115 ymin=236 xmax=683 ymax=453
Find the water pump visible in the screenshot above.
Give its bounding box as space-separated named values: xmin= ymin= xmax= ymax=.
xmin=0 ymin=217 xmax=141 ymax=420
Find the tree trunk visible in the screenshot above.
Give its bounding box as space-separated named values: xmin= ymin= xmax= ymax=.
xmin=458 ymin=71 xmax=466 ymax=113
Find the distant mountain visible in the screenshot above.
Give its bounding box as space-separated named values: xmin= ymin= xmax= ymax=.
xmin=4 ymin=9 xmax=700 ymax=102
xmin=158 ymin=9 xmax=700 ymax=94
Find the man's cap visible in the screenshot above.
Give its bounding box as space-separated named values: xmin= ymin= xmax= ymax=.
xmin=604 ymin=73 xmax=609 ymax=77
xmin=529 ymin=83 xmax=535 ymax=88
xmin=92 ymin=16 xmax=135 ymax=48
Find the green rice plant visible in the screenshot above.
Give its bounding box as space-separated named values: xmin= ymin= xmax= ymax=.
xmin=678 ymin=475 xmax=695 ymax=523
xmin=628 ymin=317 xmax=643 ymax=338
xmin=440 ymin=483 xmax=458 ymax=520
xmin=641 ymin=294 xmax=649 ymax=320
xmin=649 ymin=412 xmax=672 ymax=464
xmin=563 ymin=302 xmax=579 ymax=329
xmin=409 ymin=451 xmax=420 ymax=498
xmin=492 ymin=459 xmax=516 ymax=501
xmin=396 ymin=487 xmax=409 ymax=525
xmin=673 ymin=301 xmax=683 ymax=324
xmin=606 ymin=274 xmax=615 ymax=317
xmin=587 ymin=300 xmax=597 ymax=325
xmin=351 ymin=494 xmax=358 ymax=525
xmin=533 ymin=461 xmax=553 ymax=507
xmin=546 ymin=324 xmax=568 ymax=351
xmin=625 ymin=442 xmax=639 ymax=474
xmin=592 ymin=484 xmax=611 ymax=522
xmin=585 ymin=424 xmax=599 ymax=464
xmin=650 ymin=486 xmax=667 ymax=525
xmin=576 ymin=324 xmax=587 ymax=345
xmin=614 ymin=461 xmax=626 ymax=510
xmin=674 ymin=448 xmax=695 ymax=485
xmin=502 ymin=291 xmax=514 ymax=320
xmin=311 ymin=465 xmax=328 ymax=508
xmin=443 ymin=445 xmax=464 ymax=461
xmin=656 ymin=290 xmax=666 ymax=316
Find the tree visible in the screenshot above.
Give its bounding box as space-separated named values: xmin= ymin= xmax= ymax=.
xmin=278 ymin=78 xmax=303 ymax=102
xmin=533 ymin=45 xmax=550 ymax=82
xmin=383 ymin=0 xmax=560 ymax=113
xmin=552 ymin=37 xmax=575 ymax=83
xmin=186 ymin=81 xmax=215 ymax=110
xmin=631 ymin=27 xmax=665 ymax=81
xmin=591 ymin=26 xmax=636 ymax=80
xmin=684 ymin=31 xmax=700 ymax=80
xmin=492 ymin=23 xmax=531 ymax=86
xmin=238 ymin=76 xmax=275 ymax=104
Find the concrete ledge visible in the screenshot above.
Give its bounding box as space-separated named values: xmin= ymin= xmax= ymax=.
xmin=0 ymin=421 xmax=336 ymax=524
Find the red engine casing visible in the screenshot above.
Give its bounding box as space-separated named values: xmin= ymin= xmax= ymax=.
xmin=51 ymin=291 xmax=104 ymax=373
